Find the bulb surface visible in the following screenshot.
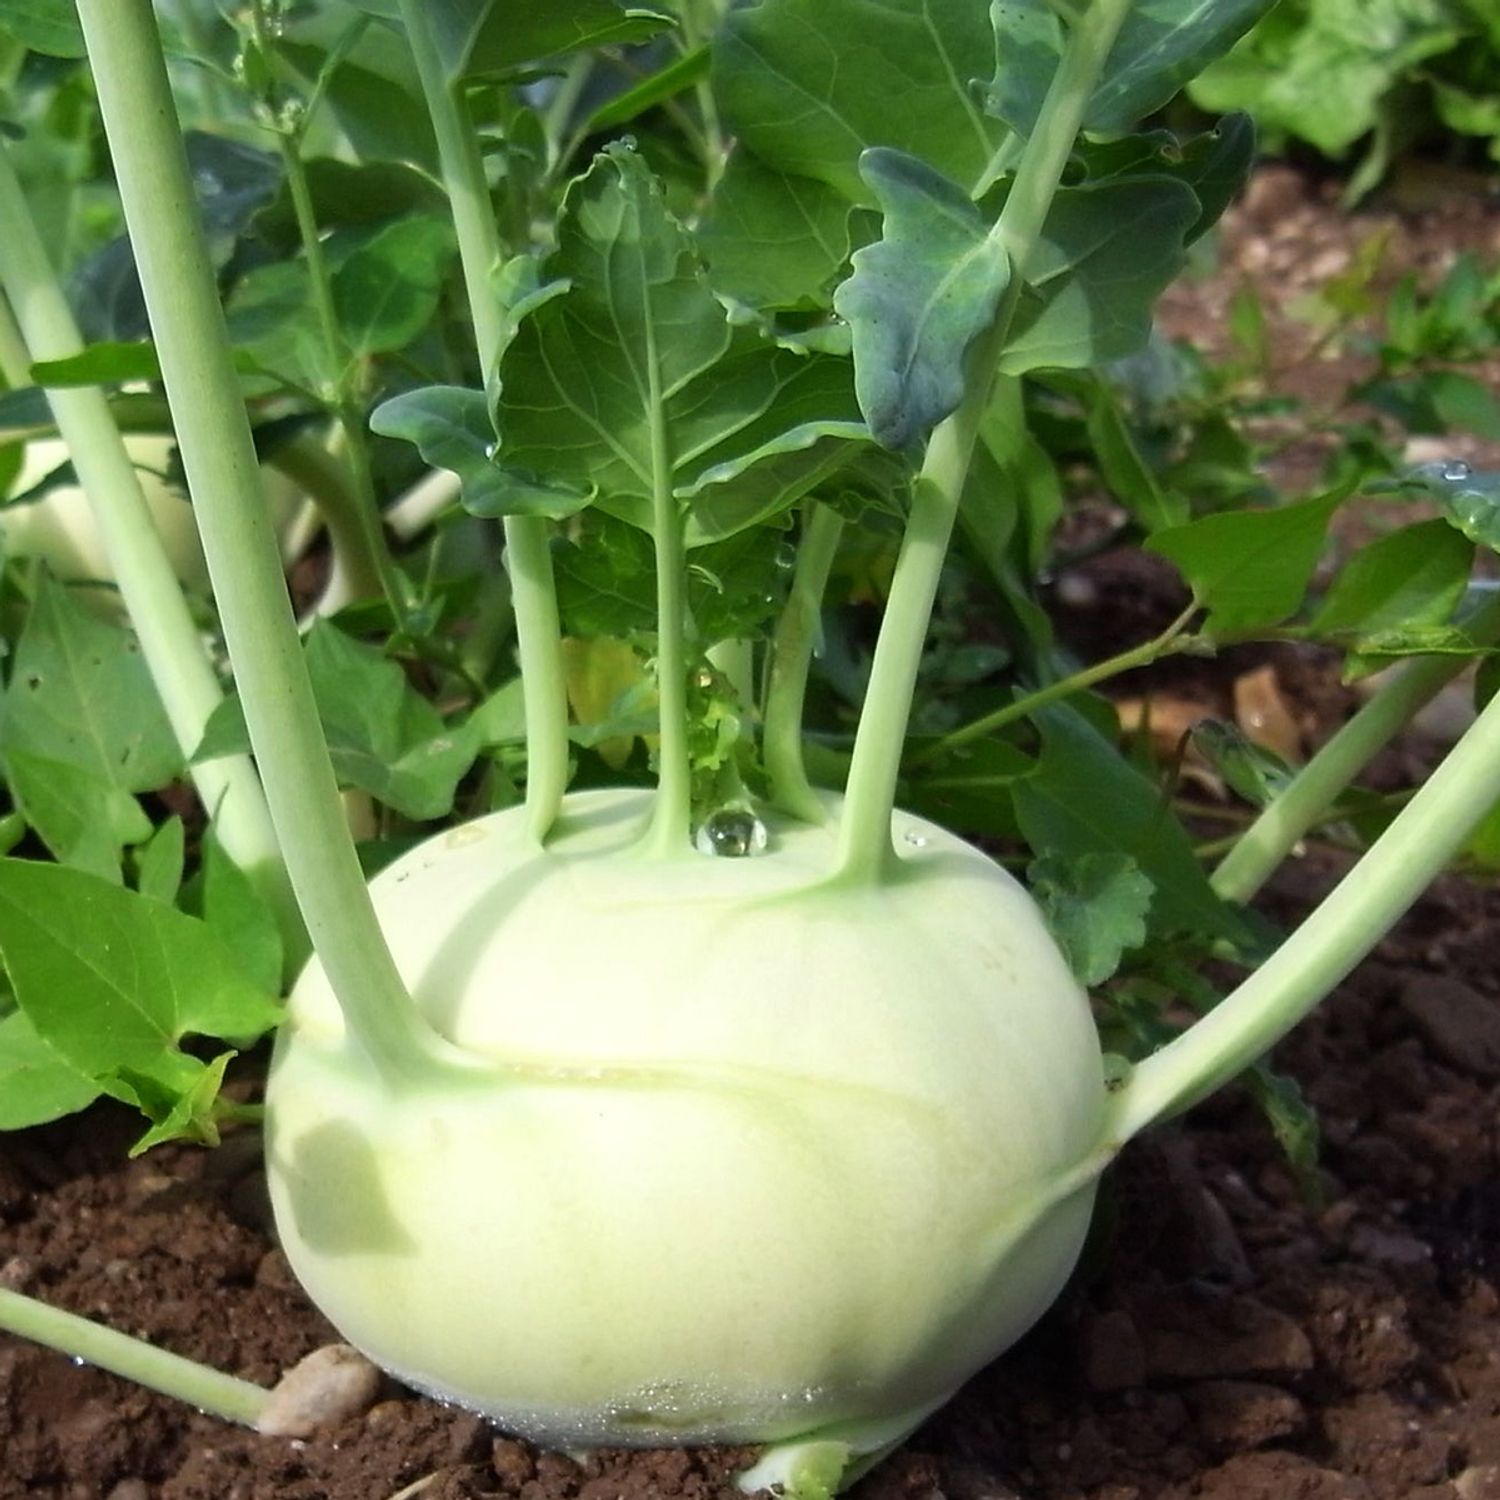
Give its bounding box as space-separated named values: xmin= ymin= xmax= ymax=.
xmin=266 ymin=789 xmax=1106 ymax=1447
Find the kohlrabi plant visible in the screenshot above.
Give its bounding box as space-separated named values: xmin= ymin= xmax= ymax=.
xmin=5 ymin=2 xmax=1500 ymax=1498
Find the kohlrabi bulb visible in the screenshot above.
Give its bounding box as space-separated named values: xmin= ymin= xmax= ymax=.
xmin=265 ymin=788 xmax=1105 ymax=1449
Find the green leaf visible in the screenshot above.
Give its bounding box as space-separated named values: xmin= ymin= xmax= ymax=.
xmin=225 ymin=261 xmax=334 ymax=395
xmin=415 ymin=0 xmax=674 ymax=81
xmin=1345 ymin=624 xmax=1491 ymax=682
xmin=1147 ymin=488 xmax=1349 ymax=636
xmin=0 ymin=753 xmax=151 ymax=882
xmin=470 ymin=678 xmax=527 ymax=746
xmin=988 ymin=0 xmax=1276 ymax=136
xmin=1029 ymin=851 xmax=1154 ymax=986
xmin=494 ymin=145 xmax=869 ymax=543
xmin=1309 ymin=519 xmax=1475 ymax=641
xmin=0 ymin=861 xmax=281 ymax=1113
xmin=1191 ymin=721 xmax=1293 ymax=808
xmin=833 ymin=150 xmax=1011 ymax=450
xmin=585 ymin=42 xmax=710 ymax=132
xmin=1001 ymin=177 xmax=1200 ymax=374
xmin=1243 ymin=1064 xmax=1323 ymax=1209
xmin=124 ymin=1052 xmax=236 ymax=1155
xmin=1399 ymin=463 xmax=1500 ymax=551
xmin=714 ymin=0 xmax=1004 ymax=205
xmin=195 ymin=625 xmax=482 ymax=821
xmin=699 ymin=152 xmax=860 ymax=310
xmin=0 ymin=0 xmax=85 ymax=57
xmin=30 ymin=341 xmax=162 ymax=388
xmin=0 ymin=1009 xmax=100 ymax=1130
xmin=1012 ymin=704 xmax=1248 ymax=942
xmin=1082 ymin=377 xmax=1187 ymax=532
xmin=135 ymin=815 xmax=185 ymax=906
xmin=253 ymin=159 xmax=446 ymax=250
xmin=0 ymin=574 xmax=182 ymax=793
xmin=186 ymin=833 xmax=284 ymax=999
xmin=370 ymin=385 xmax=594 ymax=521
xmin=331 ymin=214 xmax=458 ymax=358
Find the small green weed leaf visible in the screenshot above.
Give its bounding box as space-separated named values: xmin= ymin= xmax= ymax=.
xmin=0 ymin=574 xmax=182 ymax=793
xmin=1082 ymin=378 xmax=1187 ymax=532
xmin=331 ymin=214 xmax=457 ymax=358
xmin=1013 ymin=705 xmax=1249 ymax=942
xmin=371 ymin=386 xmax=594 ymax=521
xmin=0 ymin=860 xmax=281 ymax=1095
xmin=470 ymin=679 xmax=527 ymax=746
xmin=1 ymin=753 xmax=150 ymax=883
xmin=182 ymin=833 xmax=284 ymax=999
xmin=1191 ymin=721 xmax=1294 ymax=808
xmin=226 ymin=261 xmax=335 ymax=395
xmin=135 ymin=815 xmax=185 ymax=906
xmin=121 ymin=1051 xmax=237 ymax=1155
xmin=1345 ymin=625 xmax=1490 ymax=683
xmin=988 ymin=0 xmax=1275 ymax=136
xmin=1399 ymin=463 xmax=1500 ymax=552
xmin=30 ymin=341 xmax=162 ymax=388
xmin=699 ymin=153 xmax=860 ymax=311
xmin=194 ymin=627 xmax=482 ymax=820
xmin=585 ymin=42 xmax=710 ymax=133
xmin=0 ymin=0 xmax=85 ymax=57
xmin=495 ymin=146 xmax=868 ymax=542
xmin=0 ymin=1010 xmax=100 ymax=1130
xmin=1309 ymin=519 xmax=1474 ymax=641
xmin=1030 ymin=852 xmax=1154 ymax=987
xmin=833 ymin=150 xmax=1010 ymax=450
xmin=1001 ymin=178 xmax=1199 ymax=374
xmin=714 ymin=0 xmax=1004 ymax=205
xmin=303 ymin=623 xmax=482 ymax=819
xmin=1147 ymin=487 xmax=1349 ymax=636
xmin=1243 ymin=1064 xmax=1323 ymax=1208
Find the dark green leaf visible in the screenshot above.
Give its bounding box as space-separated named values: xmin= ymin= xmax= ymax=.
xmin=1030 ymin=851 xmax=1153 ymax=986
xmin=585 ymin=41 xmax=710 ymax=132
xmin=1399 ymin=463 xmax=1500 ymax=552
xmin=0 ymin=1009 xmax=100 ymax=1129
xmin=1002 ymin=177 xmax=1199 ymax=374
xmin=254 ymin=159 xmax=446 ymax=251
xmin=30 ymin=341 xmax=162 ymax=388
xmin=331 ymin=214 xmax=458 ymax=358
xmin=0 ymin=861 xmax=281 ymax=1107
xmin=1191 ymin=721 xmax=1293 ymax=808
xmin=186 ymin=833 xmax=284 ymax=999
xmin=714 ymin=0 xmax=1004 ymax=205
xmin=495 ymin=145 xmax=869 ymax=543
xmin=988 ymin=0 xmax=1275 ymax=136
xmin=1083 ymin=378 xmax=1186 ymax=532
xmin=834 ymin=150 xmax=1011 ymax=449
xmin=699 ymin=152 xmax=860 ymax=310
xmin=1013 ymin=704 xmax=1249 ymax=942
xmin=1243 ymin=1064 xmax=1323 ymax=1208
xmin=370 ymin=385 xmax=594 ymax=521
xmin=1309 ymin=519 xmax=1474 ymax=640
xmin=417 ymin=0 xmax=674 ymax=80
xmin=0 ymin=0 xmax=85 ymax=58
xmin=1147 ymin=488 xmax=1348 ymax=636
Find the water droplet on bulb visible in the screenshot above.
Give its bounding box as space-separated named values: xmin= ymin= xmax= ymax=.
xmin=1442 ymin=459 xmax=1472 ymax=482
xmin=902 ymin=828 xmax=930 ymax=849
xmin=774 ymin=542 xmax=797 ymax=571
xmin=485 ymin=440 xmax=501 ymax=461
xmin=695 ymin=807 xmax=768 ymax=858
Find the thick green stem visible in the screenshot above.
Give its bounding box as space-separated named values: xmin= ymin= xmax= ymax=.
xmin=1212 ymin=590 xmax=1500 ymax=903
xmin=642 ymin=323 xmax=692 ymax=856
xmin=76 ymin=0 xmax=454 ymax=1084
xmin=398 ymin=0 xmax=569 ymax=842
xmin=765 ymin=505 xmax=843 ymax=823
xmin=911 ymin=603 xmax=1198 ymax=768
xmin=835 ymin=0 xmax=1134 ymax=882
xmin=0 ymin=150 xmax=303 ymax=962
xmin=0 ymin=1287 xmax=269 ymax=1428
xmin=1110 ymin=675 xmax=1500 ymax=1141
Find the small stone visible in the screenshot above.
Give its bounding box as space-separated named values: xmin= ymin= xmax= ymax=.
xmin=104 ymin=1483 xmax=151 ymax=1500
xmin=1399 ymin=976 xmax=1500 ymax=1080
xmin=0 ymin=1255 xmax=34 ymax=1291
xmin=254 ymin=1248 xmax=301 ymax=1292
xmin=1132 ymin=1287 xmax=1314 ymax=1380
xmin=1347 ymin=1224 xmax=1432 ymax=1269
xmin=1080 ymin=1308 xmax=1146 ymax=1392
xmin=491 ymin=1438 xmax=536 ymax=1487
xmin=1187 ymin=1380 xmax=1306 ymax=1450
xmin=256 ymin=1344 xmax=382 ymax=1437
xmin=1457 ymin=1468 xmax=1500 ymax=1500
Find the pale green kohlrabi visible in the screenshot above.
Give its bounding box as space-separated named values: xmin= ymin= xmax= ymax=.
xmin=266 ymin=788 xmax=1105 ymax=1449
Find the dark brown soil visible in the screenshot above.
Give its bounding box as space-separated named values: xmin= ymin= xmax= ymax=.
xmin=4 ymin=165 xmax=1500 ymax=1500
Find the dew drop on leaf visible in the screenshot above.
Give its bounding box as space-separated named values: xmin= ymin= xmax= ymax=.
xmin=694 ymin=807 xmax=768 ymax=858
xmin=1442 ymin=459 xmax=1473 ymax=482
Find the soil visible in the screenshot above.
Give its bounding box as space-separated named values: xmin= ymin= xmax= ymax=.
xmin=4 ymin=166 xmax=1500 ymax=1499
